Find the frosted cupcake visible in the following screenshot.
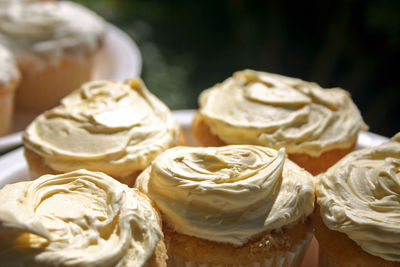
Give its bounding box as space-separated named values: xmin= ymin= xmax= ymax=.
xmin=0 ymin=43 xmax=20 ymax=136
xmin=0 ymin=1 xmax=105 ymax=111
xmin=313 ymin=134 xmax=400 ymax=266
xmin=0 ymin=169 xmax=167 ymax=267
xmin=193 ymin=69 xmax=368 ymax=175
xmin=23 ymin=78 xmax=184 ymax=187
xmin=136 ymin=145 xmax=314 ymax=266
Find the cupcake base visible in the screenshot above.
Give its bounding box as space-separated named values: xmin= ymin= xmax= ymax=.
xmin=192 ymin=111 xmax=226 ymax=147
xmin=0 ymin=79 xmax=19 ymax=137
xmin=287 ymin=144 xmax=355 ymax=175
xmin=192 ymin=112 xmax=355 ymax=175
xmin=312 ymin=206 xmax=399 ymax=267
xmin=165 ymin=220 xmax=313 ymax=267
xmin=15 ymin=52 xmax=98 ymax=112
xmin=318 ymin=249 xmax=341 ymax=267
xmin=146 ymin=239 xmax=168 ymax=267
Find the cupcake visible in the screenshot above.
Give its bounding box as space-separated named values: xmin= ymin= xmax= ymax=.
xmin=0 ymin=1 xmax=105 ymax=112
xmin=193 ymin=69 xmax=369 ymax=175
xmin=313 ymin=134 xmax=400 ymax=266
xmin=0 ymin=169 xmax=167 ymax=267
xmin=23 ymin=78 xmax=184 ymax=187
xmin=0 ymin=43 xmax=20 ymax=136
xmin=136 ymin=145 xmax=315 ymax=266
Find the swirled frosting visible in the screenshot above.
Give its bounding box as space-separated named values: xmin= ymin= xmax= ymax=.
xmin=198 ymin=70 xmax=368 ymax=157
xmin=0 ymin=43 xmax=19 ymax=87
xmin=315 ymin=139 xmax=400 ymax=261
xmin=136 ymin=145 xmax=314 ymax=245
xmin=0 ymin=169 xmax=163 ymax=266
xmin=23 ymin=78 xmax=181 ymax=177
xmin=0 ymin=1 xmax=105 ymax=69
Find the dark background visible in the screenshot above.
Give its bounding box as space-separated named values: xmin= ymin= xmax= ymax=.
xmin=74 ymin=0 xmax=399 ymax=137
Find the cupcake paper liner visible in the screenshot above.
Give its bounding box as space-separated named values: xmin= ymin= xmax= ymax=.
xmin=168 ymin=229 xmax=313 ymax=267
xmin=318 ymin=249 xmax=341 ymax=267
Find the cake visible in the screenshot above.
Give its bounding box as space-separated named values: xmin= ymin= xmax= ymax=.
xmin=0 ymin=0 xmax=105 ymax=112
xmin=0 ymin=43 xmax=20 ymax=136
xmin=193 ymin=69 xmax=369 ymax=175
xmin=136 ymin=145 xmax=315 ymax=266
xmin=313 ymin=134 xmax=400 ymax=266
xmin=23 ymin=78 xmax=184 ymax=187
xmin=0 ymin=169 xmax=167 ymax=266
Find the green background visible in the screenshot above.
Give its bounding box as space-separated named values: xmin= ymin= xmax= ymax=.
xmin=73 ymin=0 xmax=399 ymax=137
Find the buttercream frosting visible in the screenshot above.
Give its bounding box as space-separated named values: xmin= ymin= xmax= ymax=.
xmin=198 ymin=70 xmax=368 ymax=157
xmin=0 ymin=169 xmax=163 ymax=266
xmin=392 ymin=132 xmax=400 ymax=143
xmin=23 ymin=78 xmax=181 ymax=177
xmin=0 ymin=1 xmax=105 ymax=70
xmin=0 ymin=43 xmax=19 ymax=87
xmin=136 ymin=145 xmax=314 ymax=246
xmin=315 ymin=140 xmax=400 ymax=261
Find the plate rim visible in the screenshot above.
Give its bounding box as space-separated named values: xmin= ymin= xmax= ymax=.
xmin=103 ymin=23 xmax=142 ymax=81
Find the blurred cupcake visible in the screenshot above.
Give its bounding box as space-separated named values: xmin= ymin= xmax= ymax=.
xmin=136 ymin=145 xmax=314 ymax=266
xmin=193 ymin=69 xmax=368 ymax=175
xmin=313 ymin=134 xmax=400 ymax=266
xmin=23 ymin=78 xmax=184 ymax=187
xmin=0 ymin=43 xmax=20 ymax=136
xmin=0 ymin=0 xmax=105 ymax=112
xmin=0 ymin=0 xmax=52 ymax=7
xmin=0 ymin=169 xmax=167 ymax=267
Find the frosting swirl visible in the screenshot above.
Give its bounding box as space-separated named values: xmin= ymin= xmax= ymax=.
xmin=199 ymin=70 xmax=368 ymax=156
xmin=23 ymin=78 xmax=181 ymax=177
xmin=0 ymin=1 xmax=105 ymax=69
xmin=315 ymin=139 xmax=400 ymax=261
xmin=136 ymin=145 xmax=314 ymax=245
xmin=0 ymin=43 xmax=19 ymax=87
xmin=0 ymin=169 xmax=163 ymax=266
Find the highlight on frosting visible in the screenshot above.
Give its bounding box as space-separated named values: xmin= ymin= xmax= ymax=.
xmin=23 ymin=78 xmax=181 ymax=177
xmin=0 ymin=43 xmax=20 ymax=87
xmin=198 ymin=69 xmax=368 ymax=156
xmin=136 ymin=145 xmax=314 ymax=245
xmin=0 ymin=1 xmax=105 ymax=69
xmin=392 ymin=132 xmax=400 ymax=143
xmin=315 ymin=140 xmax=400 ymax=261
xmin=0 ymin=169 xmax=162 ymax=266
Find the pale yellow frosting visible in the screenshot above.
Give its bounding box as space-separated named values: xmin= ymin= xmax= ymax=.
xmin=199 ymin=70 xmax=368 ymax=157
xmin=0 ymin=1 xmax=105 ymax=71
xmin=315 ymin=140 xmax=400 ymax=262
xmin=136 ymin=145 xmax=314 ymax=246
xmin=23 ymin=78 xmax=181 ymax=178
xmin=0 ymin=169 xmax=163 ymax=267
xmin=0 ymin=43 xmax=19 ymax=87
xmin=392 ymin=132 xmax=400 ymax=143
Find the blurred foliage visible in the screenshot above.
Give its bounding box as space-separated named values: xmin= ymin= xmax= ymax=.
xmin=73 ymin=0 xmax=399 ymax=137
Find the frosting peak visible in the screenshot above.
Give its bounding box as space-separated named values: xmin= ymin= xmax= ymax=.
xmin=23 ymin=78 xmax=181 ymax=177
xmin=136 ymin=145 xmax=314 ymax=245
xmin=199 ymin=70 xmax=368 ymax=156
xmin=392 ymin=132 xmax=400 ymax=143
xmin=316 ymin=140 xmax=400 ymax=261
xmin=0 ymin=169 xmax=162 ymax=267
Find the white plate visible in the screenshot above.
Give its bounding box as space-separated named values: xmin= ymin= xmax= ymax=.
xmin=9 ymin=22 xmax=142 ymax=135
xmin=0 ymin=109 xmax=390 ymax=189
xmin=92 ymin=23 xmax=142 ymax=81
